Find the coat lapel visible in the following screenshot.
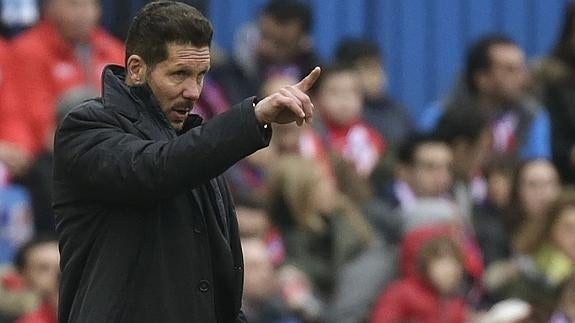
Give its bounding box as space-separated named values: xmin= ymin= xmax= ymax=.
xmin=100 ymin=64 xmax=174 ymax=140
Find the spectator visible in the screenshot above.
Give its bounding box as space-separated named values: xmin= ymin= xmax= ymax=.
xmin=233 ymin=0 xmax=319 ymax=89
xmin=473 ymin=160 xmax=515 ymax=267
xmin=435 ymin=103 xmax=491 ymax=219
xmin=380 ymin=133 xmax=452 ymax=210
xmin=235 ymin=198 xmax=286 ymax=267
xmin=370 ymin=231 xmax=468 ymax=323
xmin=241 ymin=237 xmax=302 ymax=323
xmin=12 ymin=236 xmax=59 ymax=323
xmin=419 ymin=34 xmax=550 ymax=162
xmin=335 ymin=38 xmax=413 ymax=147
xmin=532 ymin=2 xmax=575 ymax=184
xmin=507 ymin=159 xmax=561 ymax=255
xmin=312 ymin=64 xmax=385 ymax=178
xmin=400 ymin=200 xmax=485 ymax=288
xmin=23 ymin=87 xmax=96 ymax=236
xmin=7 ymin=0 xmax=124 ymax=156
xmin=266 ymin=155 xmax=390 ymax=322
xmin=485 ymin=189 xmax=575 ymax=322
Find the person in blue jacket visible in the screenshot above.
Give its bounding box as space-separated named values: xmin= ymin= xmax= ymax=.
xmin=418 ymin=34 xmax=550 ymax=162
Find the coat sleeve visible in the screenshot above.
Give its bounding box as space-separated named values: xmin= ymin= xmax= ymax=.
xmin=54 ymin=98 xmax=271 ymax=202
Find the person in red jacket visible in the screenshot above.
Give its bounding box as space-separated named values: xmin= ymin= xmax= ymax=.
xmin=6 ymin=0 xmax=124 ymax=156
xmin=0 ymin=38 xmax=32 ymax=178
xmin=370 ymin=225 xmax=469 ymax=323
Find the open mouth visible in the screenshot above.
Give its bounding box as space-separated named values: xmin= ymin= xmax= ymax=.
xmin=173 ymin=108 xmax=190 ymax=117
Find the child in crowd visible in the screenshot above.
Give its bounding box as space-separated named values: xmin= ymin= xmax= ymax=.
xmin=370 ymin=229 xmax=468 ymax=323
xmin=335 ymin=38 xmax=413 ymax=147
xmin=312 ymin=64 xmax=385 ymax=178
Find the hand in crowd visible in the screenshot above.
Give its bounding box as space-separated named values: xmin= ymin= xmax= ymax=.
xmin=254 ymin=67 xmax=320 ymax=126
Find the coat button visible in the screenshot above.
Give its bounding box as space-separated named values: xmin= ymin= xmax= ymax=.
xmin=198 ymin=280 xmax=210 ymax=292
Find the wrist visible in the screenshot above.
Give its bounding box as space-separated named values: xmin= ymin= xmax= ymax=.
xmin=253 ymin=97 xmax=270 ymax=129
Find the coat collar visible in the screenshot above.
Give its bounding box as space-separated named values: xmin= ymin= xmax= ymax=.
xmin=100 ymin=64 xmax=174 ymax=139
xmin=100 ymin=64 xmax=205 ymax=138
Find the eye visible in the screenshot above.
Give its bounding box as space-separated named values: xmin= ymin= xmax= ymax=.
xmin=171 ymin=70 xmax=189 ymax=81
xmin=197 ymin=71 xmax=207 ymax=84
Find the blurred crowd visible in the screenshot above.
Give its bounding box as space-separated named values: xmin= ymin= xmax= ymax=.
xmin=1 ymin=0 xmax=575 ymax=322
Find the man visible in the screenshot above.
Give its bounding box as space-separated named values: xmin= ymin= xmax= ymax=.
xmin=13 ymin=237 xmax=59 ymax=323
xmin=370 ymin=134 xmax=453 ymax=245
xmin=389 ymin=134 xmax=454 ymax=209
xmin=8 ymin=0 xmax=124 ymax=156
xmin=53 ymin=2 xmax=320 ymax=323
xmin=234 ymin=0 xmax=318 ymax=87
xmin=418 ymin=35 xmax=550 ymax=162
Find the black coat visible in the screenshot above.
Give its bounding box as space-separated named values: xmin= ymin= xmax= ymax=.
xmin=53 ymin=65 xmax=271 ymax=323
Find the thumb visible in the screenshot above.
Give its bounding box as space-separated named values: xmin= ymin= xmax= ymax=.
xmin=294 ymin=66 xmax=321 ymax=92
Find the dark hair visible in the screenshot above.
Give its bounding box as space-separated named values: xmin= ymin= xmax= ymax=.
xmin=262 ymin=0 xmax=312 ymax=33
xmin=465 ymin=34 xmax=516 ymax=93
xmin=434 ymin=105 xmax=488 ymax=146
xmin=309 ymin=63 xmax=356 ymax=96
xmin=335 ymin=38 xmax=381 ymax=66
xmin=14 ymin=235 xmax=58 ymax=273
xmin=506 ymin=159 xmax=559 ymax=251
xmin=417 ymin=236 xmax=463 ymax=277
xmin=552 ymin=2 xmax=575 ymax=67
xmin=397 ymin=133 xmax=446 ymax=166
xmin=125 ymin=1 xmax=213 ymax=68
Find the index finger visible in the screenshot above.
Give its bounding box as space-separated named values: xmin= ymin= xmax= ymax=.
xmin=294 ymin=66 xmax=321 ymax=92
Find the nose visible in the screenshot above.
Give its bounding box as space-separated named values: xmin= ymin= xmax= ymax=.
xmin=182 ymin=80 xmax=202 ymax=101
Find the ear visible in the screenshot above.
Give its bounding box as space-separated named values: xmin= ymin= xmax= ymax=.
xmin=126 ymin=55 xmax=148 ymax=86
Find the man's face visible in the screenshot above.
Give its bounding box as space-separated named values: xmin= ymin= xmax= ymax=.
xmin=406 ymin=142 xmax=453 ymax=198
xmin=257 ymin=14 xmax=306 ymax=64
xmin=46 ymin=0 xmax=100 ymax=44
xmin=146 ymin=43 xmax=210 ymax=130
xmin=479 ymin=44 xmax=529 ymax=104
xmin=21 ymin=242 xmax=60 ymax=297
